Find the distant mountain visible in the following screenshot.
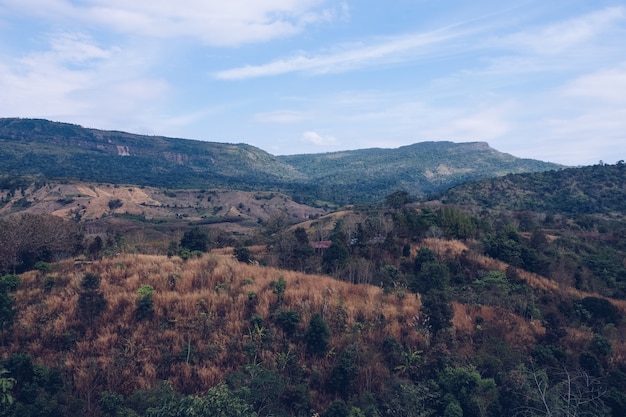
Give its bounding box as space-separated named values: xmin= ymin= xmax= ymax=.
xmin=0 ymin=118 xmax=562 ymax=204
xmin=438 ymin=162 xmax=626 ymax=214
xmin=0 ymin=118 xmax=302 ymax=189
xmin=279 ymin=142 xmax=562 ymax=203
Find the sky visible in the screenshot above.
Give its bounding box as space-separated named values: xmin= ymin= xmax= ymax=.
xmin=1 ymin=1 xmax=625 ymax=166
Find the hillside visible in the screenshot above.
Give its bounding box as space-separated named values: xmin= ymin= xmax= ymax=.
xmin=279 ymin=141 xmax=561 ymax=204
xmin=438 ymin=162 xmax=626 ymax=215
xmin=0 ymin=118 xmax=562 ymax=205
xmin=0 ymin=118 xmax=302 ymax=191
xmin=0 ymin=179 xmax=324 ymax=229
xmin=3 ymin=220 xmax=626 ymax=416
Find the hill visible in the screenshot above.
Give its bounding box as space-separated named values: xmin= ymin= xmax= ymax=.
xmin=0 ymin=118 xmax=302 ymax=191
xmin=0 ymin=118 xmax=562 ymax=205
xmin=0 ymin=179 xmax=324 ymax=230
xmin=2 ymin=160 xmax=626 ymax=416
xmin=438 ymin=162 xmax=626 ymax=215
xmin=279 ymin=141 xmax=561 ymax=204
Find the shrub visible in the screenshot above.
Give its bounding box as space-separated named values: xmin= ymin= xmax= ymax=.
xmin=306 ymin=313 xmax=330 ymax=357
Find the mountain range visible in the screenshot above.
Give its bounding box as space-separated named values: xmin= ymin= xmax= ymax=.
xmin=0 ymin=118 xmax=561 ymax=205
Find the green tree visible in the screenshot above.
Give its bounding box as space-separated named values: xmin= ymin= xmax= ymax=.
xmin=306 ymin=313 xmax=330 ymax=357
xmin=147 ymin=383 xmax=256 ymax=417
xmin=0 ymin=281 xmax=16 ymax=345
xmin=77 ymin=273 xmax=107 ymax=326
xmin=576 ymin=297 xmax=622 ymax=330
xmin=323 ymin=243 xmax=349 ymax=275
xmin=438 ymin=366 xmax=499 ymax=417
xmin=385 ymin=190 xmax=412 ymax=210
xmin=274 ymin=310 xmax=301 ymax=337
xmin=436 ymin=206 xmax=477 ymax=239
xmin=234 ymin=247 xmax=253 ymax=263
xmin=136 ymin=285 xmax=155 ymax=321
xmin=328 ymin=346 xmax=358 ymax=399
xmin=180 ymin=227 xmax=209 ymax=252
xmin=269 ymin=277 xmax=287 ymax=306
xmin=421 ymin=290 xmax=454 ymax=335
xmin=411 ymin=261 xmax=450 ymax=294
xmin=0 ymin=369 xmax=16 ymax=415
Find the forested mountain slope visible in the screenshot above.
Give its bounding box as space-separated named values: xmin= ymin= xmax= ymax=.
xmin=439 ymin=162 xmax=626 ymax=214
xmin=280 ymin=141 xmax=561 ymax=204
xmin=0 ymin=118 xmax=302 ymax=190
xmin=0 ymin=118 xmax=562 ymax=204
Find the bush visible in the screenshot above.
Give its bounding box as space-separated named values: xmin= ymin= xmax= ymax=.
xmin=180 ymin=227 xmax=209 ymax=252
xmin=1 ymin=274 xmax=20 ymax=292
xmin=136 ymin=285 xmax=155 ymax=320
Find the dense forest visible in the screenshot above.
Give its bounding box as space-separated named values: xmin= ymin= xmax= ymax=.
xmin=1 ymin=163 xmax=626 ymax=416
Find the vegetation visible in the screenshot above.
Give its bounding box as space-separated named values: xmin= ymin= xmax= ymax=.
xmin=0 ymin=118 xmax=561 ymax=205
xmin=0 ymin=122 xmax=625 ymax=416
xmin=439 ymin=161 xmax=626 ymax=215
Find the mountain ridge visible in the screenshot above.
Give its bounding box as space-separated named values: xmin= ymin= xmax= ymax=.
xmin=0 ymin=117 xmax=563 ymax=204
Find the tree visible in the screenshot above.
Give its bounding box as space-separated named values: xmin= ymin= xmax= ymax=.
xmin=87 ymin=236 xmax=103 ymax=260
xmin=420 ymin=290 xmax=453 ymax=335
xmin=436 ymin=206 xmax=477 ymax=239
xmin=0 ymin=369 xmax=16 ymax=415
xmin=0 ymin=214 xmax=82 ymax=273
xmin=385 ymin=190 xmax=412 ymax=210
xmin=234 ymin=246 xmax=253 ymax=263
xmin=77 ymin=273 xmax=107 ymax=326
xmin=180 ymin=227 xmax=209 ymax=252
xmin=512 ymin=365 xmax=608 ymax=417
xmin=306 ymin=313 xmax=330 ymax=357
xmin=146 ymin=383 xmax=256 ymax=417
xmin=411 ymin=261 xmax=450 ymax=294
xmin=438 ymin=366 xmax=499 ymax=417
xmin=323 ymin=243 xmax=349 ymax=275
xmin=136 ymin=285 xmax=155 ymax=320
xmin=575 ymin=297 xmax=622 ymax=331
xmin=0 ymin=281 xmax=15 ymax=345
xmin=274 ymin=310 xmax=301 ymax=337
xmin=327 ymin=347 xmax=358 ymax=398
xmin=269 ymin=277 xmax=287 ymax=305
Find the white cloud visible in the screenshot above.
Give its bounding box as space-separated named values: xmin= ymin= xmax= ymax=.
xmin=498 ymin=6 xmax=625 ymax=55
xmin=563 ymin=65 xmax=626 ymax=103
xmin=0 ymin=32 xmax=169 ymax=130
xmin=302 ymin=130 xmax=337 ymax=146
xmin=420 ymin=104 xmax=513 ymax=142
xmin=213 ymin=26 xmax=469 ymax=79
xmin=2 ymin=0 xmax=345 ymax=46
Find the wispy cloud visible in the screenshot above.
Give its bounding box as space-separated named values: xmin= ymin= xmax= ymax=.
xmin=497 ymin=7 xmax=625 ymax=55
xmin=2 ymin=0 xmax=346 ymax=46
xmin=562 ymin=64 xmax=626 ymax=103
xmin=474 ymin=7 xmax=626 ymax=77
xmin=213 ymin=25 xmax=471 ymax=79
xmin=0 ymin=32 xmax=168 ymax=130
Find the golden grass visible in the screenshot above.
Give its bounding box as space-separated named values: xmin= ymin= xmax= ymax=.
xmin=5 ymin=252 xmax=430 ymax=398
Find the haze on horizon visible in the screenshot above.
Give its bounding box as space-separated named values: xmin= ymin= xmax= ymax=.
xmin=1 ymin=0 xmax=625 ymax=166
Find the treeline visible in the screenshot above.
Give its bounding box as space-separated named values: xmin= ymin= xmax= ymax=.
xmin=0 ymin=214 xmax=83 ymax=274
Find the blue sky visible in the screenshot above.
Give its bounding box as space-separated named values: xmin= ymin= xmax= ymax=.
xmin=1 ymin=0 xmax=625 ymax=166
